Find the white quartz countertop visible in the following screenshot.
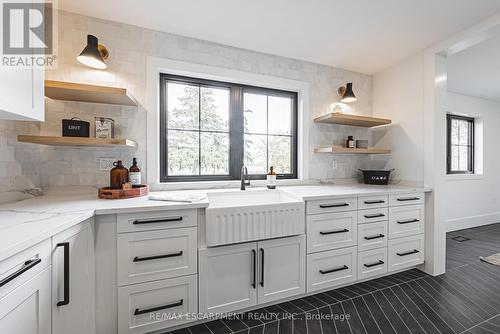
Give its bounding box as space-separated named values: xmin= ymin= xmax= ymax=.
xmin=280 ymin=184 xmax=431 ymax=201
xmin=0 ymin=183 xmax=430 ymax=262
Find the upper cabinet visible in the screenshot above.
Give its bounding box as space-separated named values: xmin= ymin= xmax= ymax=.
xmin=0 ymin=66 xmax=44 ymax=121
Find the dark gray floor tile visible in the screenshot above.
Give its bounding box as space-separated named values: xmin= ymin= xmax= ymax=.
xmin=399 ymin=283 xmax=454 ymax=334
xmin=222 ymin=318 xmax=248 ymax=332
xmin=361 ymin=294 xmax=398 ymax=334
xmin=330 ymin=303 xmax=351 ymax=334
xmin=318 ymin=306 xmax=337 ymax=334
xmin=189 ymin=324 xmax=213 ymax=334
xmin=351 ymin=296 xmax=381 ymax=334
xmin=206 ymin=320 xmax=232 ymax=334
xmin=263 ymin=321 xmax=279 ymax=334
xmin=341 ymin=299 xmax=366 ymax=334
xmin=370 ymin=291 xmax=411 ymax=334
xmin=306 ymin=309 xmax=323 ymax=334
xmin=381 ymin=289 xmax=426 ymax=334
xmin=279 ymin=318 xmax=293 ymax=334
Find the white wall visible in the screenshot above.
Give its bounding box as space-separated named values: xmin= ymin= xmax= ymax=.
xmin=444 ymin=92 xmax=500 ymax=231
xmin=372 ymin=53 xmax=425 ymax=186
xmin=0 ymin=10 xmax=374 ymax=191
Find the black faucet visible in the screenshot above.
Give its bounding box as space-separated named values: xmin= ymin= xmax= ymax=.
xmin=240 ymin=165 xmax=250 ymax=190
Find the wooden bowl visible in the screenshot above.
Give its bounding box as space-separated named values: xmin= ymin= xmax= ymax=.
xmin=98 ymin=185 xmax=149 ymax=199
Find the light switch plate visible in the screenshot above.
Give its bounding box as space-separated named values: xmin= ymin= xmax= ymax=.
xmin=99 ymin=158 xmax=116 ymax=171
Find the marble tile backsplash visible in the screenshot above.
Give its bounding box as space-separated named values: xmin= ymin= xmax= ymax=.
xmin=0 ymin=10 xmax=374 ymax=191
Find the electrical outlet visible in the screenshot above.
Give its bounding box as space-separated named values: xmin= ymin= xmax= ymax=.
xmin=99 ymin=158 xmax=116 ymax=171
xmin=332 ymin=159 xmax=338 ymax=170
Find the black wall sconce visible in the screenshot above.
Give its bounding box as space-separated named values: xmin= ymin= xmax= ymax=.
xmin=338 ymin=82 xmax=357 ymax=103
xmin=77 ymin=34 xmax=109 ymax=69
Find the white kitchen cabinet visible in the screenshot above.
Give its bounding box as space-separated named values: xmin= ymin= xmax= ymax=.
xmin=0 ymin=267 xmax=51 ymax=334
xmin=52 ymin=220 xmax=95 ymax=334
xmin=257 ymin=235 xmax=305 ymax=304
xmin=199 ymin=235 xmax=305 ymax=313
xmin=199 ymin=243 xmax=257 ymax=314
xmin=0 ymin=65 xmax=44 ymax=121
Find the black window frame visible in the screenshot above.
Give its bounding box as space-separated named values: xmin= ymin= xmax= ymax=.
xmin=446 ymin=113 xmax=475 ymax=175
xmin=159 ymin=73 xmax=298 ymax=182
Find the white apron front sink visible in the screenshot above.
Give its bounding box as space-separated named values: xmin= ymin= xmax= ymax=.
xmin=205 ymin=190 xmax=305 ymax=246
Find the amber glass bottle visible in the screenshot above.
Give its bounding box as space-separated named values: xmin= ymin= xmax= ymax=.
xmin=110 ymin=160 xmax=129 ymax=189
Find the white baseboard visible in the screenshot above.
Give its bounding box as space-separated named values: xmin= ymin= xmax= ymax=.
xmin=446 ymin=212 xmax=500 ymax=232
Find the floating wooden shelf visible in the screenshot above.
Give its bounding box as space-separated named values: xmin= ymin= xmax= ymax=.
xmin=44 ymin=80 xmax=138 ymax=106
xmin=314 ymin=112 xmax=391 ymax=127
xmin=314 ymin=146 xmax=391 ymax=154
xmin=17 ymin=135 xmax=138 ymax=148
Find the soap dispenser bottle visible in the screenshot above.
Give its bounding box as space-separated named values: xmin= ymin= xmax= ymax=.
xmin=267 ymin=166 xmax=277 ymax=189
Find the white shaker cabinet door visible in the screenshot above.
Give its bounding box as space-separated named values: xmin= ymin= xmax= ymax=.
xmin=52 ymin=222 xmax=95 ymax=334
xmin=199 ymin=242 xmax=258 ymax=314
xmin=257 ymin=235 xmax=305 ymax=304
xmin=0 ymin=267 xmax=51 ymax=334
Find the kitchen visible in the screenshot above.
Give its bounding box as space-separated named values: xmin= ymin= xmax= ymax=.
xmin=1 ymin=1 xmax=500 ymax=334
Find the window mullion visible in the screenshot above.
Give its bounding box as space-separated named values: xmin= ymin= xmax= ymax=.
xmin=229 ymin=86 xmax=244 ymax=179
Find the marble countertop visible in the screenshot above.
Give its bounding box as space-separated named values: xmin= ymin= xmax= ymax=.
xmin=0 ymin=183 xmax=430 ymax=262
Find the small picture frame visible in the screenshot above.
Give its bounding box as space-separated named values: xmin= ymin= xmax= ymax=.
xmin=95 ymin=117 xmax=115 ymax=139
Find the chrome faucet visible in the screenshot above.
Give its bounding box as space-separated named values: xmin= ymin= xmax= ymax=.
xmin=240 ymin=165 xmax=251 ymax=190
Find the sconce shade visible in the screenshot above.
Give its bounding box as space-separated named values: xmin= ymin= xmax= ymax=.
xmin=340 ymin=82 xmax=357 ymax=103
xmin=77 ymin=35 xmax=107 ymax=69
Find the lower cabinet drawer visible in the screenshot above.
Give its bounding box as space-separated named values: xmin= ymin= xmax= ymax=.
xmin=357 ymin=248 xmax=388 ymax=281
xmin=358 ymin=221 xmax=388 ymax=252
xmin=307 ymin=212 xmax=357 ymax=253
xmin=389 ymin=205 xmax=425 ymax=239
xmin=117 ymin=228 xmax=197 ymax=286
xmin=118 ymin=275 xmax=197 ymax=334
xmin=0 ymin=239 xmax=51 ymax=299
xmin=388 ymin=235 xmax=424 ymax=272
xmin=358 ymin=208 xmax=388 ymax=224
xmin=117 ymin=210 xmax=197 ymax=233
xmin=307 ymin=246 xmax=357 ymax=293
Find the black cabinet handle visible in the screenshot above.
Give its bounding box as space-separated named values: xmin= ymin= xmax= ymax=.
xmin=364 ymin=260 xmax=385 ymax=268
xmin=364 ymin=234 xmax=385 ymax=240
xmin=364 ymin=200 xmax=385 ymax=204
xmin=0 ymin=258 xmax=41 ymax=288
xmin=133 ymin=217 xmax=183 ymax=225
xmin=134 ymin=299 xmax=183 ymax=316
xmin=364 ymin=213 xmax=386 ymax=219
xmin=251 ymin=249 xmax=256 ymax=289
xmin=397 ymin=197 xmax=420 ymax=202
xmin=397 ymin=219 xmax=420 ymax=225
xmin=397 ymin=249 xmax=420 ymax=257
xmin=320 ymin=229 xmax=349 ymax=235
xmin=260 ymin=248 xmax=264 ymax=287
xmin=319 ymin=203 xmax=349 ymax=208
xmin=319 ymin=265 xmax=349 ymax=275
xmin=56 ymin=242 xmax=70 ymax=307
xmin=133 ymin=251 xmax=183 ymax=262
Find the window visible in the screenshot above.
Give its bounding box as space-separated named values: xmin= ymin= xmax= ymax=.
xmin=447 ymin=114 xmax=474 ymax=174
xmin=160 ymin=74 xmax=298 ymax=182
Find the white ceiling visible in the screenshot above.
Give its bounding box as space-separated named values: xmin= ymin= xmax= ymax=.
xmin=59 ymin=0 xmax=500 ymax=74
xmin=448 ymin=34 xmax=500 ymax=102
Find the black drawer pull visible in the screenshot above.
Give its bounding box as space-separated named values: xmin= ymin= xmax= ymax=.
xmin=0 ymin=258 xmax=41 ymax=288
xmin=260 ymin=248 xmax=265 ymax=288
xmin=397 ymin=197 xmax=420 ymax=202
xmin=56 ymin=242 xmax=70 ymax=307
xmin=397 ymin=219 xmax=420 ymax=225
xmin=320 ymin=229 xmax=349 ymax=235
xmin=320 ymin=265 xmax=349 ymax=274
xmin=133 ymin=251 xmax=183 ymax=262
xmin=364 ymin=234 xmax=385 ymax=240
xmin=364 ymin=260 xmax=385 ymax=268
xmin=134 ymin=299 xmax=183 ymax=316
xmin=133 ymin=217 xmax=183 ymax=225
xmin=364 ymin=200 xmax=385 ymax=204
xmin=397 ymin=249 xmax=420 ymax=257
xmin=319 ymin=203 xmax=349 ymax=208
xmin=364 ymin=213 xmax=386 ymax=219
